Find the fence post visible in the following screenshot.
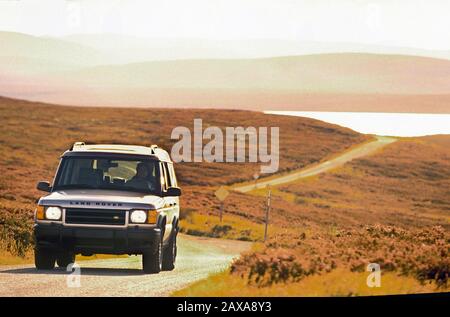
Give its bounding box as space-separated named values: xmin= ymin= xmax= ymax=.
xmin=214 ymin=186 xmax=229 ymax=223
xmin=264 ymin=186 xmax=271 ymax=242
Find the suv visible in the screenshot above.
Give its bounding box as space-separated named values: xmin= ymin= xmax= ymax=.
xmin=34 ymin=142 xmax=181 ymax=274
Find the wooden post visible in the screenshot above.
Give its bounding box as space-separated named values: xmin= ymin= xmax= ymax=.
xmin=264 ymin=188 xmax=271 ymax=242
xmin=214 ymin=186 xmax=229 ymax=223
xmin=253 ymin=173 xmax=259 ymax=190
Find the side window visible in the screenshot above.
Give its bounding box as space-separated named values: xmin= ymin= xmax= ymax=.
xmin=160 ymin=163 xmax=167 ymax=191
xmin=163 ymin=162 xmax=172 ymax=188
xmin=159 ymin=162 xmax=177 ymax=192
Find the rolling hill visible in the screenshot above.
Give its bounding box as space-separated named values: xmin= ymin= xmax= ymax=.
xmin=62 ymin=34 xmax=450 ymax=62
xmin=2 ymin=31 xmax=450 ymax=112
xmin=0 ymin=95 xmax=367 ymax=256
xmin=59 ymin=53 xmax=450 ymax=94
xmin=0 ymin=31 xmax=108 ymax=68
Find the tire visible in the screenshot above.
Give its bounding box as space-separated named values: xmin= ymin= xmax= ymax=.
xmin=56 ymin=251 xmax=75 ymax=268
xmin=35 ymin=248 xmax=56 ymax=270
xmin=142 ymin=232 xmax=162 ymax=274
xmin=162 ymin=229 xmax=177 ymax=271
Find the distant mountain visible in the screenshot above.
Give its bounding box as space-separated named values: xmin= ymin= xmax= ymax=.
xmin=4 ymin=30 xmax=450 ymax=69
xmin=2 ymin=32 xmax=450 ymax=112
xmin=0 ymin=31 xmax=109 ymax=70
xmin=52 ymin=53 xmax=450 ymax=95
xmin=62 ymin=33 xmax=450 ymax=62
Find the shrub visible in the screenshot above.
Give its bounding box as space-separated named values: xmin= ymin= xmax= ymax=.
xmin=232 ymin=249 xmax=309 ymax=287
xmin=212 ymin=224 xmax=233 ymax=237
xmin=232 ymin=224 xmax=449 ymax=287
xmin=0 ymin=215 xmax=34 ymax=257
xmin=179 ymin=207 xmax=197 ymax=220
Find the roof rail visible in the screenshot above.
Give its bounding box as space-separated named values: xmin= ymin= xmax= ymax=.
xmin=71 ymin=142 xmax=85 ymax=151
xmin=150 ymin=144 xmax=158 ymax=154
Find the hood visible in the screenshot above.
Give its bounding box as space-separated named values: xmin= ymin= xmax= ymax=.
xmin=38 ymin=189 xmax=164 ymax=210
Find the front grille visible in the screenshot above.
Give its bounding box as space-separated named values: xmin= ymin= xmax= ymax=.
xmin=65 ymin=208 xmax=126 ymax=226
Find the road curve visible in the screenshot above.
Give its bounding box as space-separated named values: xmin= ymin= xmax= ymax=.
xmin=0 ymin=234 xmax=251 ymax=297
xmin=233 ymin=136 xmax=397 ymax=193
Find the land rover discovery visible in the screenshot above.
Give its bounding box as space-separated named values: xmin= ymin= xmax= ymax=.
xmin=34 ymin=142 xmax=181 ymax=274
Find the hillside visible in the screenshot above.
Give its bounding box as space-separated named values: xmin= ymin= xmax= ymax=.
xmin=2 ymin=47 xmax=450 ymax=111
xmin=182 ymin=136 xmax=450 ymax=237
xmin=177 ymin=136 xmax=450 ymax=295
xmin=61 ymin=53 xmax=450 ymax=94
xmin=63 ymin=34 xmax=450 ymax=61
xmin=1 ymin=96 xmax=448 ymax=294
xmin=0 ymin=96 xmax=367 ymax=255
xmin=0 ymin=31 xmax=107 ymax=68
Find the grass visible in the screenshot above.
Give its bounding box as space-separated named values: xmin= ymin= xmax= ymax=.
xmin=180 ymin=213 xmax=265 ymax=241
xmin=278 ymin=138 xmax=450 ymax=230
xmin=180 ymin=211 xmax=298 ymax=242
xmin=0 ymin=250 xmax=34 ymax=265
xmin=173 ymin=269 xmax=449 ymax=297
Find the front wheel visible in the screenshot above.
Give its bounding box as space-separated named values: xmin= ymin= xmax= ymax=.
xmin=142 ymin=232 xmax=162 ymax=274
xmin=162 ymin=229 xmax=177 ymax=271
xmin=57 ymin=251 xmax=75 ymax=268
xmin=35 ymin=248 xmax=56 ymax=270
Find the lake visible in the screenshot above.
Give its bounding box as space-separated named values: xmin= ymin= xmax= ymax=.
xmin=265 ymin=111 xmax=450 ymax=137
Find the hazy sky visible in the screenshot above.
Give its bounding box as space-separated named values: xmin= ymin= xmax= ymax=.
xmin=1 ymin=0 xmax=450 ymax=50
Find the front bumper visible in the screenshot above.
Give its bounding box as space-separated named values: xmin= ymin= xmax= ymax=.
xmin=34 ymin=222 xmax=160 ymax=255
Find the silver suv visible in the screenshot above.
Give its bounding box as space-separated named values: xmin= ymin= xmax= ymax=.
xmin=34 ymin=142 xmax=181 ymax=274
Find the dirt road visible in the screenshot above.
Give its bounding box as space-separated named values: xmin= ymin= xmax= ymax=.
xmin=233 ymin=136 xmax=397 ymax=192
xmin=0 ymin=234 xmax=251 ymax=296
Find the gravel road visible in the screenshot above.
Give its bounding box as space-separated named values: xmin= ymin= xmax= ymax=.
xmin=0 ymin=234 xmax=251 ymax=296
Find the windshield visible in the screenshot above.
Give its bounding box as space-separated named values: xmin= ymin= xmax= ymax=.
xmin=54 ymin=157 xmax=161 ymax=194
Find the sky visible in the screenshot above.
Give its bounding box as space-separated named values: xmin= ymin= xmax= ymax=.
xmin=1 ymin=0 xmax=450 ymax=50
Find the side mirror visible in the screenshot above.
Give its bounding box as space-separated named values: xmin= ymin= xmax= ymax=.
xmin=164 ymin=187 xmax=181 ymax=197
xmin=37 ymin=181 xmax=51 ymax=192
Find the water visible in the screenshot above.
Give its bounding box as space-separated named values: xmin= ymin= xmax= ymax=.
xmin=264 ymin=111 xmax=450 ymax=137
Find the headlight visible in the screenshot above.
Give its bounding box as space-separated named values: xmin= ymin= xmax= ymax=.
xmin=130 ymin=210 xmax=147 ymax=223
xmin=45 ymin=206 xmax=62 ymax=220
